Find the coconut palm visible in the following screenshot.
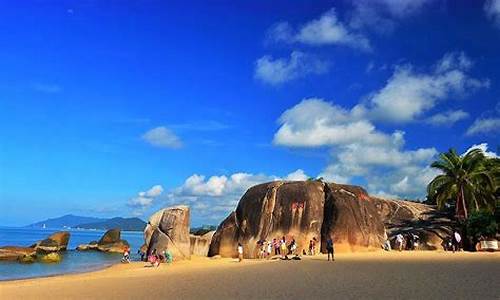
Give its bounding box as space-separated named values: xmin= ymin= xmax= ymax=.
xmin=427 ymin=148 xmax=498 ymax=219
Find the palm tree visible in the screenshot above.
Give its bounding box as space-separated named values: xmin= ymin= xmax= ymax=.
xmin=427 ymin=148 xmax=497 ymax=219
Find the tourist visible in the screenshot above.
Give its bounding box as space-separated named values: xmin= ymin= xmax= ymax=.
xmin=312 ymin=237 xmax=317 ymax=255
xmin=289 ymin=238 xmax=297 ymax=255
xmin=121 ymin=247 xmax=130 ymax=263
xmin=396 ymin=233 xmax=404 ymax=251
xmin=259 ymin=241 xmax=266 ymax=259
xmin=280 ymin=237 xmax=287 ymax=259
xmin=405 ymin=234 xmax=413 ymax=250
xmin=137 ymin=249 xmax=145 ymax=261
xmin=148 ymin=249 xmax=160 ymax=267
xmin=308 ymin=240 xmax=314 ymax=255
xmin=266 ymin=241 xmax=273 ymax=258
xmin=237 ymin=243 xmax=243 ymax=262
xmin=382 ymin=231 xmax=391 ymax=251
xmin=452 ymin=231 xmax=462 ymax=253
xmin=164 ymin=249 xmax=173 ymax=264
xmin=326 ymin=237 xmax=335 ymax=261
xmin=412 ymin=233 xmax=420 ymax=250
xmin=273 ymin=238 xmax=280 ymax=255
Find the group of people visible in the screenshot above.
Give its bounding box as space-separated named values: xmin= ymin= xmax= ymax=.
xmin=390 ymin=230 xmax=463 ymax=253
xmin=237 ymin=236 xmax=335 ymax=262
xmin=121 ymin=247 xmax=173 ymax=267
xmin=147 ymin=249 xmax=174 ymax=267
xmin=254 ymin=236 xmax=299 ymax=259
xmin=443 ymin=230 xmax=462 ymax=252
xmin=394 ymin=233 xmax=421 ymax=251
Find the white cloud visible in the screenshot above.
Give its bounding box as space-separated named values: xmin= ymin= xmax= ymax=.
xmin=142 ymin=126 xmax=182 ymax=149
xmin=485 ymin=0 xmax=500 ymax=27
xmin=168 ymin=170 xmax=309 ymax=221
xmin=466 ymin=117 xmax=500 ymax=136
xmin=285 ymin=169 xmax=309 ymax=181
xmin=142 ymin=185 xmax=164 ymax=198
xmin=273 ymin=98 xmax=438 ymax=199
xmin=128 ymin=185 xmax=164 ymax=215
xmin=357 ymin=52 xmax=488 ymax=123
xmin=464 ymin=143 xmax=498 ymax=158
xmin=273 ymin=98 xmax=395 ymax=147
xmin=267 ymin=9 xmax=371 ymax=51
xmin=349 ymin=0 xmax=434 ymax=33
xmin=254 ymin=51 xmax=328 ymax=85
xmin=425 ymin=110 xmax=469 ymax=126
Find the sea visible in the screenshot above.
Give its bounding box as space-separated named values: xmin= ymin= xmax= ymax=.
xmin=0 ymin=227 xmax=144 ymax=281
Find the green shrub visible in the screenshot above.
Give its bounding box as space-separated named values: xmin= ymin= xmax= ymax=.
xmin=466 ymin=210 xmax=498 ymax=240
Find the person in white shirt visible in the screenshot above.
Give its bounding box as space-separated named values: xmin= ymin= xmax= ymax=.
xmin=452 ymin=231 xmax=462 ymax=253
xmin=396 ymin=234 xmax=404 ymax=251
xmin=237 ymin=243 xmax=243 ymax=262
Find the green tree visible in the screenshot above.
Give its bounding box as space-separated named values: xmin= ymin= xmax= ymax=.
xmin=427 ymin=148 xmax=498 ymax=219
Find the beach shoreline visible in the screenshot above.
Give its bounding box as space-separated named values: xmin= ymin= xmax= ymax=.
xmin=1 ymin=251 xmax=499 ymax=299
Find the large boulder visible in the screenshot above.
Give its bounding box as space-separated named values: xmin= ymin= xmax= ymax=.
xmin=0 ymin=246 xmax=37 ymax=262
xmin=31 ymin=231 xmax=70 ymax=253
xmin=209 ymin=180 xmax=449 ymax=258
xmin=372 ymin=197 xmax=455 ymax=250
xmin=39 ymin=252 xmax=61 ymax=263
xmin=144 ymin=205 xmax=191 ymax=260
xmin=77 ymin=229 xmax=129 ymax=253
xmin=190 ymin=231 xmax=215 ymax=256
xmin=321 ymin=183 xmax=385 ymax=252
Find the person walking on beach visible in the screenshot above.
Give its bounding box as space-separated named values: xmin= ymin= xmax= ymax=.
xmin=396 ymin=233 xmax=404 ymax=251
xmin=148 ymin=249 xmax=160 ymax=267
xmin=121 ymin=247 xmax=130 ymax=263
xmin=237 ymin=243 xmax=243 ymax=262
xmin=273 ymin=238 xmax=280 ymax=255
xmin=326 ymin=237 xmax=335 ymax=261
xmin=266 ymin=241 xmax=273 ymax=258
xmin=452 ymin=231 xmax=462 ymax=253
xmin=289 ymin=238 xmax=297 ymax=256
xmin=280 ymin=237 xmax=287 ymax=259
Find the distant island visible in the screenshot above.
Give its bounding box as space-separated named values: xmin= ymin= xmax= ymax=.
xmin=76 ymin=217 xmax=147 ymax=231
xmin=190 ymin=225 xmax=217 ymax=236
xmin=26 ymin=214 xmax=147 ymax=231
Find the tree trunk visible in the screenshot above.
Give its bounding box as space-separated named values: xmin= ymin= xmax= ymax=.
xmin=456 ymin=184 xmax=468 ymax=220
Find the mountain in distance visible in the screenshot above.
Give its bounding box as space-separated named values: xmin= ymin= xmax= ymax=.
xmin=26 ymin=214 xmax=105 ymax=229
xmin=76 ymin=217 xmax=147 ymax=231
xmin=190 ymin=224 xmax=217 ymax=236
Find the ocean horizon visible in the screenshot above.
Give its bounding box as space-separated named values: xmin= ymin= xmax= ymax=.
xmin=0 ymin=227 xmax=144 ymax=281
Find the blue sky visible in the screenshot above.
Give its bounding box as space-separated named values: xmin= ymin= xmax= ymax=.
xmin=0 ymin=0 xmax=499 ymax=227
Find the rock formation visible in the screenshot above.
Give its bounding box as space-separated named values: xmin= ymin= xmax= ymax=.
xmin=209 ymin=180 xmax=452 ymax=258
xmin=190 ymin=231 xmax=215 ymax=256
xmin=39 ymin=252 xmax=62 ymax=263
xmin=0 ymin=231 xmax=70 ymax=263
xmin=372 ymin=197 xmax=454 ymax=250
xmin=77 ymin=229 xmax=129 ymax=253
xmin=32 ymin=231 xmax=70 ymax=253
xmin=144 ymin=205 xmax=191 ymax=260
xmin=0 ymin=246 xmax=37 ymax=262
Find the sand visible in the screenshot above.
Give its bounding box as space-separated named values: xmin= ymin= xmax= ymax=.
xmin=1 ymin=251 xmax=499 ymax=299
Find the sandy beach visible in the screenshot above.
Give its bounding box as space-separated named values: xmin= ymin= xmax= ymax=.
xmin=1 ymin=251 xmax=499 ymax=299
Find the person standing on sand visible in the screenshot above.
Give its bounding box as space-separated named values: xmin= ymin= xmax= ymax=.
xmin=326 ymin=237 xmax=335 ymax=261
xmin=280 ymin=237 xmax=287 ymax=259
xmin=267 ymin=241 xmax=273 ymax=258
xmin=237 ymin=243 xmax=243 ymax=262
xmin=273 ymin=238 xmax=280 ymax=255
xmin=452 ymin=231 xmax=462 ymax=253
xmin=396 ymin=234 xmax=404 ymax=251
